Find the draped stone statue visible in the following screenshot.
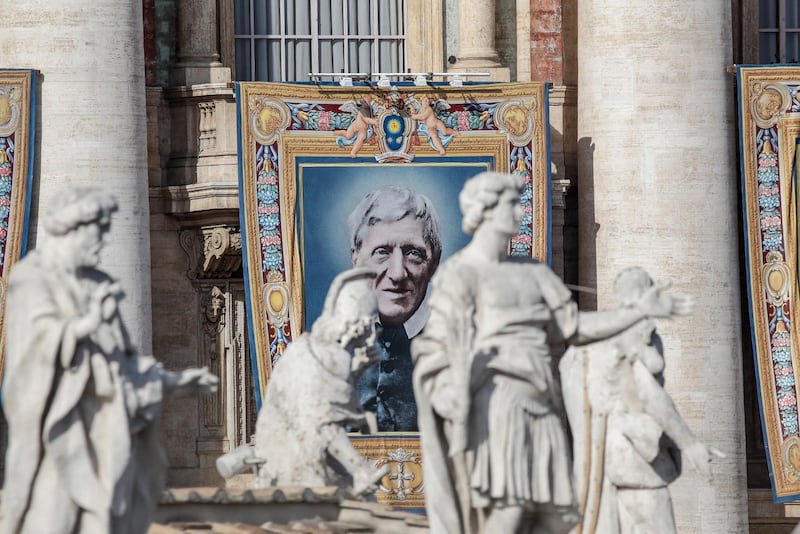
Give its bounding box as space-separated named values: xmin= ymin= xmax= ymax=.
xmin=0 ymin=187 xmax=218 ymax=534
xmin=560 ymin=267 xmax=723 ymax=534
xmin=411 ymin=171 xmax=693 ymax=534
xmin=251 ymin=268 xmax=389 ymax=495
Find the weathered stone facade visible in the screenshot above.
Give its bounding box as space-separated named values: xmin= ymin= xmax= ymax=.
xmin=0 ymin=0 xmax=782 ymax=530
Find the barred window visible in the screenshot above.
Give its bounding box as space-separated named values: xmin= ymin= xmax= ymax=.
xmin=759 ymin=0 xmax=800 ymax=63
xmin=234 ymin=0 xmax=406 ymax=81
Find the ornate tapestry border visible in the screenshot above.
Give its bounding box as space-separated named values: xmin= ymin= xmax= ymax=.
xmin=738 ymin=66 xmax=800 ymax=501
xmin=0 ymin=69 xmax=36 ymax=380
xmin=236 ymin=81 xmax=552 ymax=508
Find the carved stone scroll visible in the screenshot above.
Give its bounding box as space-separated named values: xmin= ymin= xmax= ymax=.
xmin=180 ymin=225 xmax=242 ymax=280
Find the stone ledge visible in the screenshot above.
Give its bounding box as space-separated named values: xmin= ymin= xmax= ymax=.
xmin=150 ymin=184 xmax=240 ymax=216
xmin=165 ymin=83 xmax=235 ymax=101
xmin=153 ymin=486 xmax=429 ymax=533
xmin=748 ymin=488 xmax=800 ymax=534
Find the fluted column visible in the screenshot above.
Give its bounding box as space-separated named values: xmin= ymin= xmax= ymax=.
xmin=577 ymin=1 xmax=747 ymax=531
xmin=0 ymin=1 xmax=153 ymax=354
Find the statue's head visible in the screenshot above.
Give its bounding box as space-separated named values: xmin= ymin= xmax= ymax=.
xmin=314 ymin=267 xmax=379 ymax=351
xmin=459 ymin=171 xmax=524 ymax=236
xmin=612 ymin=267 xmax=655 ymax=308
xmin=612 ymin=267 xmax=670 ymax=377
xmin=44 ymin=187 xmax=118 ymax=268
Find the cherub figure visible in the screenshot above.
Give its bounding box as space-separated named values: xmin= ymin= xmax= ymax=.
xmin=410 ymin=96 xmax=459 ymax=155
xmin=334 ymin=98 xmax=379 ymax=158
xmin=560 ymin=267 xmax=723 ymax=534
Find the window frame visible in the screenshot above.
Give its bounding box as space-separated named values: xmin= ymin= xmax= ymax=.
xmin=758 ymin=0 xmax=800 ymax=63
xmin=228 ymin=0 xmax=410 ymax=82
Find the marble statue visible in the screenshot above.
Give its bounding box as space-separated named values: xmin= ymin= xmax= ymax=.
xmin=0 ymin=187 xmax=218 ymax=534
xmin=252 ymin=268 xmax=389 ymax=495
xmin=560 ymin=267 xmax=723 ymax=534
xmin=411 ymin=171 xmax=693 ymax=534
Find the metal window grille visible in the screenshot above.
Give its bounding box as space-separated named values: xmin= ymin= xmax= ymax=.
xmin=759 ymin=0 xmax=800 ymax=63
xmin=234 ymin=0 xmax=407 ymax=81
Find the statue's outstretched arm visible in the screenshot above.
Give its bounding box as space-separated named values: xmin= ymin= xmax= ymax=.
xmin=161 ymin=366 xmax=219 ymax=395
xmin=631 ymin=359 xmax=724 ymax=477
xmin=573 ymin=284 xmax=693 ymax=345
xmin=631 ymin=359 xmax=696 ymax=449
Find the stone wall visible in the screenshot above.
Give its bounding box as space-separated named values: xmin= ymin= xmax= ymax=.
xmin=150 ymin=212 xmax=208 ymax=486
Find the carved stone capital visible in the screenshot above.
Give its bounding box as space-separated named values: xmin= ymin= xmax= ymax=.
xmin=180 ymin=224 xmax=242 ymax=279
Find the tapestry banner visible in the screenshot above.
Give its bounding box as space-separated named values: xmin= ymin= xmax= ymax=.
xmin=236 ymin=81 xmax=551 ymax=508
xmin=0 ymin=70 xmax=35 ymax=380
xmin=738 ymin=66 xmax=800 ymax=501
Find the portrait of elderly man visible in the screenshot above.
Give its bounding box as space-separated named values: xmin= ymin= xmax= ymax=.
xmin=347 ymin=185 xmax=442 ymax=431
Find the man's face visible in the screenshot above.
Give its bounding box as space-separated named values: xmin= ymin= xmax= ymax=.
xmin=352 ymin=216 xmax=436 ymax=327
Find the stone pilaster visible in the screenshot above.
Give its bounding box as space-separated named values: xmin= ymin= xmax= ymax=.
xmin=407 ymin=0 xmax=445 ymax=72
xmin=515 ymin=0 xmax=532 ymax=81
xmin=0 ymin=1 xmax=153 ymax=354
xmin=174 ymin=224 xmax=253 ymax=484
xmin=196 ymin=284 xmax=228 ymax=480
xmin=577 ymin=1 xmax=747 ymax=531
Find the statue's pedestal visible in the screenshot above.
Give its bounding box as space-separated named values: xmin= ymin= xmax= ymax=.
xmin=152 ymin=486 xmax=429 ymax=533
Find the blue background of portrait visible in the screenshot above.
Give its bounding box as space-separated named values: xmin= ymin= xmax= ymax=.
xmin=296 ymin=156 xmax=492 ymax=327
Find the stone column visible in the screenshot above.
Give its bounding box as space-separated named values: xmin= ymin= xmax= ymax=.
xmin=450 ymin=0 xmax=510 ymax=81
xmin=0 ymin=1 xmax=153 ymax=354
xmin=171 ymin=0 xmax=230 ymax=86
xmin=577 ymin=1 xmax=747 ymax=531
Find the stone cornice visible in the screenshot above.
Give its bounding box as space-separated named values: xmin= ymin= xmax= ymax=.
xmin=150 ymin=183 xmax=240 ymax=216
xmin=164 ymin=82 xmax=235 ymax=101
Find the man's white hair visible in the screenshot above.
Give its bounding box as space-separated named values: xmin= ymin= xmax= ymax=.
xmin=347 ymin=185 xmax=442 ymax=266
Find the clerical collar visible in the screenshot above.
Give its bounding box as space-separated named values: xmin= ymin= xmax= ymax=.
xmin=402 ymin=287 xmax=432 ymax=339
